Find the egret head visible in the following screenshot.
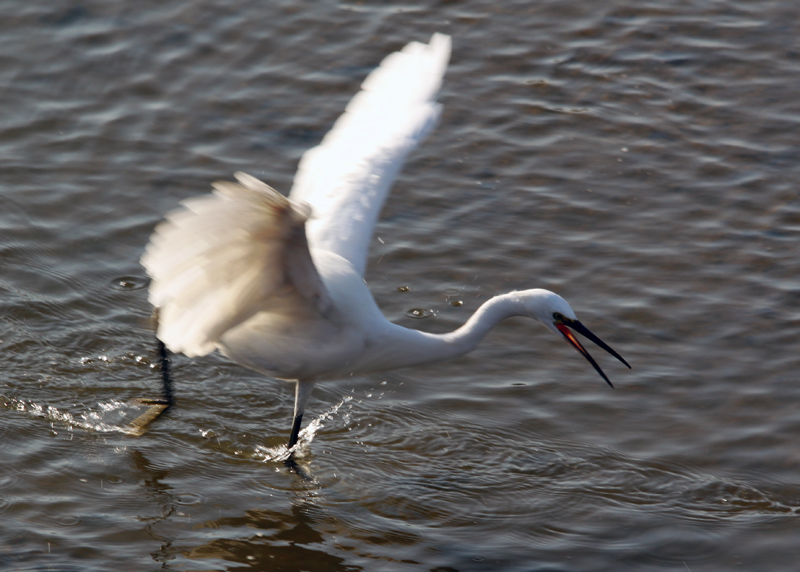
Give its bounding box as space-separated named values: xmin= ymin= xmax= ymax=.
xmin=518 ymin=289 xmax=631 ymax=387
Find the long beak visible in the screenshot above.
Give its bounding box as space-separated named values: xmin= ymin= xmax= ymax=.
xmin=554 ymin=319 xmax=630 ymax=388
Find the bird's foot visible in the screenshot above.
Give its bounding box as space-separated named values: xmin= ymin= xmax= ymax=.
xmin=283 ymin=452 xmax=315 ymax=482
xmin=125 ymin=398 xmax=172 ymax=436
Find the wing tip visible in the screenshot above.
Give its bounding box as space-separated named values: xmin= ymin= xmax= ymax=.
xmin=429 ymin=33 xmax=452 ymax=59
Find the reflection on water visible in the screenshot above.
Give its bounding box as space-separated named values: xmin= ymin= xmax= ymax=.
xmin=182 ymin=502 xmax=355 ymax=571
xmin=126 ymin=427 xmax=800 ymax=571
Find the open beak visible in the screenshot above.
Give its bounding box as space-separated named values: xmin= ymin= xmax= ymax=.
xmin=554 ymin=318 xmax=630 ymax=388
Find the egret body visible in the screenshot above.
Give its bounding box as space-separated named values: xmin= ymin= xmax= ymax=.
xmin=141 ymin=34 xmax=630 ymax=450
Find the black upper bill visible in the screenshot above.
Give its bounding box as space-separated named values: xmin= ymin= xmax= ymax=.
xmin=555 ymin=319 xmax=630 ymax=388
xmin=569 ymin=320 xmax=630 ymax=369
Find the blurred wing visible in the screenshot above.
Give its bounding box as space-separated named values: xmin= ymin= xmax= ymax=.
xmin=141 ymin=172 xmax=330 ymax=357
xmin=289 ymin=33 xmax=451 ymax=276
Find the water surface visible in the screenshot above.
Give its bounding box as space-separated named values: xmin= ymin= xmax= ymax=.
xmin=2 ymin=1 xmax=800 ymax=570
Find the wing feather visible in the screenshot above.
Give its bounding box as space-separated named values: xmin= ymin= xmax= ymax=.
xmin=141 ymin=173 xmax=330 ymax=357
xmin=289 ymin=33 xmax=451 ymax=276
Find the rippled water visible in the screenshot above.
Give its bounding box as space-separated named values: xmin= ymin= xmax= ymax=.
xmin=3 ymin=1 xmax=800 ymax=570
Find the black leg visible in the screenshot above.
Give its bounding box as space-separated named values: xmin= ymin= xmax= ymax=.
xmin=127 ymin=313 xmax=175 ymax=435
xmin=288 ymin=412 xmax=304 ymax=449
xmin=156 ymin=337 xmax=174 ymax=409
xmin=286 ymin=381 xmax=315 ymax=452
xmin=284 ymin=411 xmax=316 ymax=479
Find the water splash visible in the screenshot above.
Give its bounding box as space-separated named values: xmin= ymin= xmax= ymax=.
xmin=254 ymin=394 xmax=353 ymax=462
xmin=1 ymin=395 xmax=155 ymax=436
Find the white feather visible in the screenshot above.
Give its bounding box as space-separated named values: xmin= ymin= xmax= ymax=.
xmin=290 ymin=33 xmax=451 ymax=276
xmin=141 ymin=173 xmax=328 ymax=357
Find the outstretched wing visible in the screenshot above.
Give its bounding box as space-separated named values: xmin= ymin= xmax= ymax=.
xmin=289 ymin=33 xmax=451 ymax=276
xmin=141 ymin=172 xmax=330 ymax=357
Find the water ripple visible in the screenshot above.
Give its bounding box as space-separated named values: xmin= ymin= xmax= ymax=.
xmin=3 ymin=1 xmax=800 ymax=570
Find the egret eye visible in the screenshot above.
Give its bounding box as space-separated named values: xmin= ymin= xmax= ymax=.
xmin=553 ymin=312 xmax=565 ymax=322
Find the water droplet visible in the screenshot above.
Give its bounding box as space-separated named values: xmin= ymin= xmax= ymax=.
xmin=176 ymin=493 xmax=203 ymax=506
xmin=110 ymin=276 xmax=148 ymax=290
xmin=397 ymin=285 xmax=410 ymax=292
xmin=56 ymin=514 xmax=82 ymax=527
xmin=406 ymin=308 xmax=432 ymax=319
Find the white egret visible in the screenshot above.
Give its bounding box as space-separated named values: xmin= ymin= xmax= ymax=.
xmin=140 ymin=34 xmax=630 ymax=450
